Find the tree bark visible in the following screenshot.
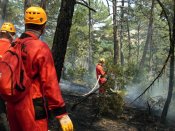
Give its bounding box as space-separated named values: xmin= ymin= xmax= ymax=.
xmin=160 ymin=0 xmax=175 ymax=123
xmin=137 ymin=22 xmax=141 ymax=63
xmin=88 ymin=0 xmax=93 ymax=73
xmin=40 ymin=0 xmax=47 ymax=9
xmin=52 ymin=0 xmax=76 ymax=82
xmin=0 ymin=0 xmax=8 ymax=25
xmin=120 ymin=0 xmax=125 ymax=65
xmin=113 ymin=0 xmax=119 ymax=65
xmin=127 ymin=0 xmax=131 ymax=63
xmin=24 ymin=0 xmax=32 ymax=12
xmin=139 ymin=0 xmax=154 ymax=68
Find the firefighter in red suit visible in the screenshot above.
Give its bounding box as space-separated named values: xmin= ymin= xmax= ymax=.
xmin=0 ymin=22 xmax=16 ymax=57
xmin=0 ymin=22 xmax=16 ymax=131
xmin=6 ymin=6 xmax=73 ymax=131
xmin=96 ymin=58 xmax=107 ymax=93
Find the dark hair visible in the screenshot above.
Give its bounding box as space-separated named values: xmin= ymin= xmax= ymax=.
xmin=0 ymin=32 xmax=15 ymax=39
xmin=25 ymin=23 xmax=46 ymax=31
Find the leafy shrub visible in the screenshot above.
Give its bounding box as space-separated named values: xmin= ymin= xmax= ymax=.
xmin=66 ymin=66 xmax=88 ymax=84
xmin=98 ymin=93 xmax=124 ymax=116
xmin=105 ymin=59 xmax=146 ymax=88
xmin=96 ymin=76 xmax=125 ymax=116
xmin=95 ymin=58 xmax=146 ymax=116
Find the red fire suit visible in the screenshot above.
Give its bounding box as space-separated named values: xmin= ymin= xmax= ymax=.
xmin=6 ymin=31 xmax=67 ymax=131
xmin=0 ymin=38 xmax=11 ymax=131
xmin=0 ymin=38 xmax=10 ymax=56
xmin=96 ymin=63 xmax=107 ymax=93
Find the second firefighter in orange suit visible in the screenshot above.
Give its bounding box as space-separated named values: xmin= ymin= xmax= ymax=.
xmin=0 ymin=22 xmax=16 ymax=57
xmin=6 ymin=7 xmax=73 ymax=131
xmin=0 ymin=22 xmax=16 ymax=131
xmin=96 ymin=58 xmax=107 ymax=93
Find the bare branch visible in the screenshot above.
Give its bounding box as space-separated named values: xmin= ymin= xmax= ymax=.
xmin=76 ymin=1 xmax=96 ymax=12
xmin=129 ymin=0 xmax=173 ymax=105
xmin=129 ymin=52 xmax=171 ymax=105
xmin=79 ymin=0 xmax=88 ymax=5
xmin=156 ymin=0 xmax=172 ymax=42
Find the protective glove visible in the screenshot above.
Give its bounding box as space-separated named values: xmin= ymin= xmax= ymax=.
xmin=58 ymin=114 xmax=74 ymax=131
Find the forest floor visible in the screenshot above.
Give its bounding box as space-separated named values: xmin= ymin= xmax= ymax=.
xmin=49 ymin=90 xmax=175 ymax=131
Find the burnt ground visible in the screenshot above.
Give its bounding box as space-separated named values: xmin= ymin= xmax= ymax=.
xmin=49 ymin=91 xmax=175 ymax=131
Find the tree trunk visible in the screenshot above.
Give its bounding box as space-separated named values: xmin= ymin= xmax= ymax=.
xmin=127 ymin=0 xmax=131 ymax=63
xmin=137 ymin=22 xmax=141 ymax=63
xmin=24 ymin=0 xmax=32 ymax=12
xmin=0 ymin=0 xmax=8 ymax=25
xmin=160 ymin=0 xmax=175 ymax=123
xmin=52 ymin=0 xmax=76 ymax=82
xmin=40 ymin=0 xmax=47 ymax=9
xmin=113 ymin=0 xmax=119 ymax=65
xmin=148 ymin=28 xmax=154 ymax=73
xmin=161 ymin=40 xmax=174 ymax=123
xmin=127 ymin=19 xmax=131 ymax=63
xmin=88 ymin=0 xmax=93 ymax=73
xmin=120 ymin=0 xmax=125 ymax=65
xmin=139 ymin=0 xmax=154 ymax=67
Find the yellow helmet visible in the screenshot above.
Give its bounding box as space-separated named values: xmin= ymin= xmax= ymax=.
xmin=99 ymin=58 xmax=105 ymax=63
xmin=0 ymin=22 xmax=16 ymax=33
xmin=25 ymin=6 xmax=47 ymax=25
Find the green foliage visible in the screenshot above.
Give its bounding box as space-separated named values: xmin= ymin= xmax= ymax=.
xmin=64 ymin=0 xmax=112 ymax=85
xmin=66 ymin=65 xmax=88 ymax=85
xmin=6 ymin=0 xmax=61 ymax=45
xmin=5 ymin=0 xmax=171 ymax=93
xmin=124 ymin=63 xmax=146 ymax=84
xmin=104 ymin=58 xmax=126 ymax=89
xmin=104 ymin=58 xmax=147 ymax=89
xmin=6 ymin=1 xmax=24 ymax=35
xmin=98 ymin=93 xmax=124 ymax=116
xmin=97 ymin=75 xmax=125 ymax=116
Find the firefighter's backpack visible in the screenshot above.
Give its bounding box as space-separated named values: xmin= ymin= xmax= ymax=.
xmin=0 ymin=36 xmax=34 ymax=102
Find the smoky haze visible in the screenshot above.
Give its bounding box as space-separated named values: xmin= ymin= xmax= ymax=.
xmin=125 ymin=78 xmax=175 ymax=123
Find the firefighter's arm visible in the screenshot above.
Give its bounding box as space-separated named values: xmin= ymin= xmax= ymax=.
xmin=36 ymin=45 xmax=73 ymax=130
xmin=98 ymin=66 xmax=108 ymax=80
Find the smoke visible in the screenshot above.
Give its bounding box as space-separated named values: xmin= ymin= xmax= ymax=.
xmin=0 ymin=12 xmax=4 ymax=27
xmin=167 ymin=97 xmax=175 ymax=123
xmin=60 ymin=79 xmax=90 ymax=95
xmin=125 ymin=78 xmax=175 ymax=122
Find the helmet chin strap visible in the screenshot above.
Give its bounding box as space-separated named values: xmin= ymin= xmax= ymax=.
xmin=3 ymin=31 xmax=14 ymax=42
xmin=40 ymin=24 xmax=46 ymax=36
xmin=8 ymin=32 xmax=15 ymax=41
xmin=38 ymin=31 xmax=42 ymax=38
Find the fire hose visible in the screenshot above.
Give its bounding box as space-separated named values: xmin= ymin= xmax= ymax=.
xmin=71 ymin=75 xmax=101 ymax=111
xmin=82 ymin=75 xmax=101 ymax=96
